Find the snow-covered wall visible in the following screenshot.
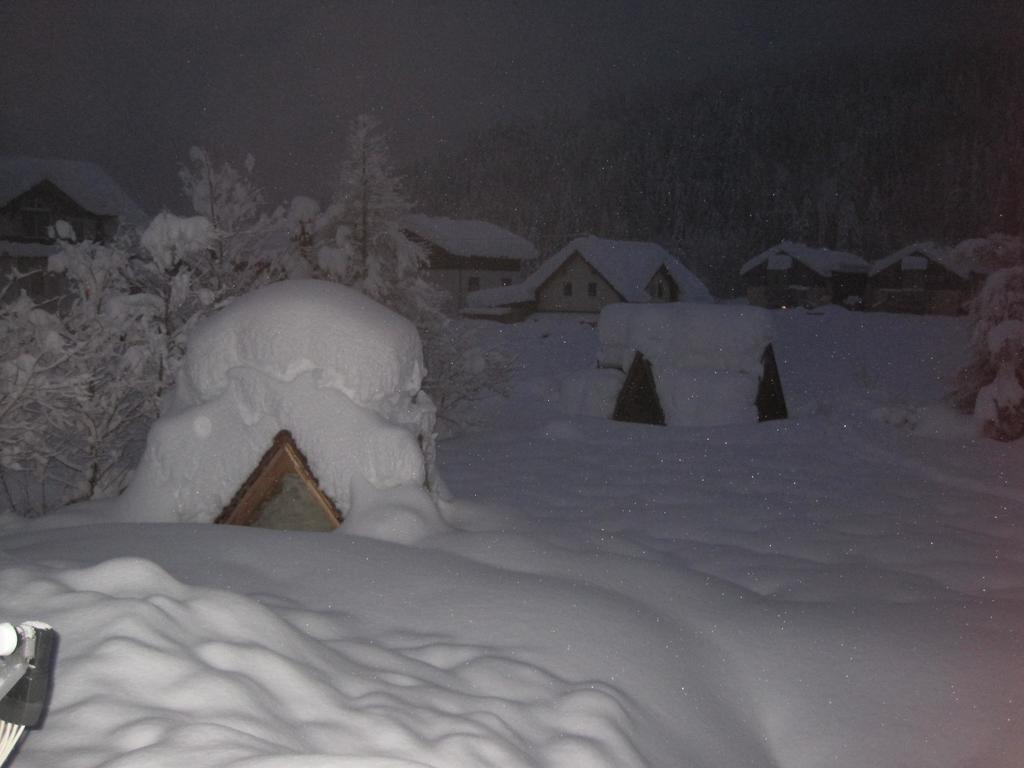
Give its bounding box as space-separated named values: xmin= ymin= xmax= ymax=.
xmin=114 ymin=280 xmax=443 ymax=541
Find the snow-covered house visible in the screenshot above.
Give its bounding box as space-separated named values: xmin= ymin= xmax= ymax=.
xmin=400 ymin=214 xmax=538 ymax=312
xmin=113 ymin=280 xmax=446 ymax=542
xmin=741 ymin=241 xmax=869 ymax=309
xmin=0 ymin=157 xmax=144 ymax=302
xmin=466 ymin=235 xmax=712 ymax=320
xmin=561 ymin=303 xmax=786 ymax=427
xmin=866 ymin=242 xmax=981 ymax=315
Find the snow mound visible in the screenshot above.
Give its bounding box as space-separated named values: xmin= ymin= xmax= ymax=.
xmin=175 ymin=280 xmax=424 ymax=409
xmin=598 ymin=302 xmax=773 ymax=372
xmin=114 ymin=280 xmax=441 ymax=539
xmin=560 ymin=368 xmax=625 ymax=418
xmin=592 ymin=303 xmax=775 ymax=427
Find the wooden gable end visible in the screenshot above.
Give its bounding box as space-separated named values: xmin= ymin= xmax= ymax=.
xmin=215 ymin=430 xmax=342 ymax=532
xmin=644 ymin=266 xmax=679 ymax=301
xmin=1 ymin=179 xmax=114 ymax=244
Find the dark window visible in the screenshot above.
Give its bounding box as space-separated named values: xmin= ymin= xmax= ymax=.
xmin=562 ymin=282 xmax=573 ymax=297
xmin=587 ymin=282 xmax=597 ymax=297
xmin=467 ymin=276 xmax=481 ymax=291
xmin=20 ymin=208 xmax=51 ymax=239
xmin=655 ymin=281 xmax=664 ymax=299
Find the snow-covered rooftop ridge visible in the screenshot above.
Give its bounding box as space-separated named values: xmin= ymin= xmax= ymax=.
xmin=868 ymin=240 xmax=1001 ymax=279
xmin=869 ymin=241 xmax=948 ymax=276
xmin=467 ymin=235 xmax=712 ymax=307
xmin=0 ymin=156 xmax=146 ymax=221
xmin=741 ymin=240 xmax=868 ymax=277
xmin=402 ymin=214 xmax=538 ymax=261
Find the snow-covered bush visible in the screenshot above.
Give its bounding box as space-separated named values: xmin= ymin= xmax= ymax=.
xmin=952 ymin=266 xmax=1024 ymax=440
xmin=422 ymin=320 xmax=518 ymax=432
xmin=1 ymin=233 xmax=160 ymax=513
xmin=47 ymin=237 xmax=161 ymax=501
xmin=0 ymin=290 xmax=87 ymax=513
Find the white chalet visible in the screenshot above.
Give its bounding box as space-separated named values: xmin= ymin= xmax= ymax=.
xmin=466 ymin=236 xmax=712 ymax=320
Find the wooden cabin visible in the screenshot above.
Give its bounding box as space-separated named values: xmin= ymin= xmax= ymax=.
xmin=741 ymin=241 xmax=868 ymax=309
xmin=866 ymin=243 xmax=974 ymax=315
xmin=0 ymin=157 xmax=143 ymax=303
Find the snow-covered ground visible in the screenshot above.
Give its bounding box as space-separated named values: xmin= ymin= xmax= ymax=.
xmin=2 ymin=307 xmax=1023 ymax=767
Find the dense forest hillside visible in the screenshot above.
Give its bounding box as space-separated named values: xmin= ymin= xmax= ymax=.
xmin=409 ymin=39 xmax=1024 ymax=295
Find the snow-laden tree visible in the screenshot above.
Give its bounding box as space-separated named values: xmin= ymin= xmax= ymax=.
xmin=178 ymin=147 xmax=291 ymax=302
xmin=952 ymin=266 xmax=1024 ymax=440
xmin=135 ymin=212 xmax=218 ymax=397
xmin=46 ymin=235 xmax=161 ymax=502
xmin=315 ymin=115 xmax=514 ymax=430
xmin=317 ymin=115 xmax=438 ymax=309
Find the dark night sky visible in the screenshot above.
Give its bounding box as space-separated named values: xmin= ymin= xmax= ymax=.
xmin=0 ymin=0 xmax=1012 ymax=215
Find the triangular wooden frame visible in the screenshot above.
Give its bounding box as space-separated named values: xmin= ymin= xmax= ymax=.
xmin=613 ymin=351 xmax=666 ymax=425
xmin=215 ymin=430 xmax=343 ymax=530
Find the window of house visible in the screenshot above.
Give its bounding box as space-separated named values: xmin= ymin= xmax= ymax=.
xmin=587 ymin=282 xmax=597 ymax=297
xmin=501 ymin=278 xmax=513 ymax=287
xmin=562 ymin=282 xmax=573 ymax=297
xmin=654 ymin=281 xmax=664 ymax=299
xmin=467 ymin=276 xmax=481 ymax=292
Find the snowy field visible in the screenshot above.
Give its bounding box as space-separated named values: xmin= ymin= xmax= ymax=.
xmin=2 ymin=307 xmax=1024 ymax=767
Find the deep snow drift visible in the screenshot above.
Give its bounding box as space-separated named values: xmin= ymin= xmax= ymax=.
xmin=2 ymin=306 xmax=1023 ymax=768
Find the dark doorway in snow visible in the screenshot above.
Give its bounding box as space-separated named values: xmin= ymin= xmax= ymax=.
xmin=215 ymin=430 xmax=342 ymax=531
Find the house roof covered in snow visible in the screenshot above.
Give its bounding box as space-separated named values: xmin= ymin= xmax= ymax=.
xmin=869 ymin=242 xmax=949 ymax=276
xmin=467 ymin=235 xmax=712 ymax=307
xmin=869 ymin=240 xmax=996 ymax=280
xmin=0 ymin=156 xmax=145 ymax=222
xmin=741 ymin=241 xmax=868 ymax=277
xmin=401 ymin=214 xmax=538 ymax=262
